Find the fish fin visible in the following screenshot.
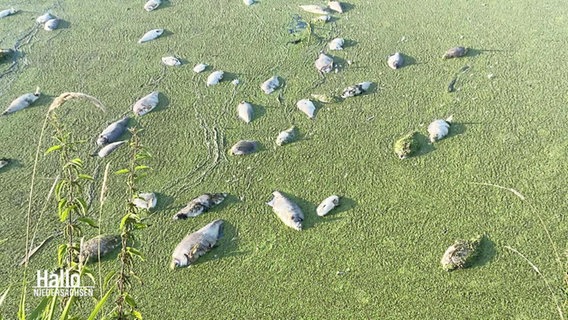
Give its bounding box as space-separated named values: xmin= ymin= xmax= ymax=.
xmin=445 ymin=115 xmax=454 ymax=123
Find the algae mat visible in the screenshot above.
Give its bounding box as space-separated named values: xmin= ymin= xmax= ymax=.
xmin=1 ymin=0 xmax=568 ymax=318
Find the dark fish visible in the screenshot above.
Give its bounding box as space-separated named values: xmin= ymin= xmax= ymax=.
xmin=79 ymin=235 xmax=121 ymax=265
xmin=443 ymin=46 xmax=468 ymax=59
xmin=170 ymin=219 xmax=224 ymax=269
xmin=341 ymin=82 xmax=372 ymax=98
xmin=230 ymin=140 xmax=258 ymax=155
xmin=447 ymin=77 xmax=457 ymax=92
xmin=173 ymin=193 xmax=228 ymax=220
xmin=0 ymin=158 xmax=10 ymax=169
xmin=97 ymin=117 xmax=130 ymax=146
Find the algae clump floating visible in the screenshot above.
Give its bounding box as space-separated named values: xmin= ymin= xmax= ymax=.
xmin=394 ymin=131 xmax=420 ymax=159
xmin=440 ymin=235 xmax=483 ymax=271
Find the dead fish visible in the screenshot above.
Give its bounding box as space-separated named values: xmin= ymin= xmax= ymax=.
xmin=97 ymin=140 xmax=127 ymax=158
xmin=173 ymin=193 xmax=227 ymax=220
xmin=44 ymin=18 xmax=59 ymax=31
xmin=231 ymin=79 xmax=240 ymax=86
xmin=443 ymin=46 xmax=468 ymax=59
xmin=0 ymin=8 xmax=17 ymax=19
xmin=193 ymin=63 xmax=208 ymax=73
xmin=260 ymin=76 xmax=280 ymax=94
xmin=328 ymin=1 xmax=343 ymax=13
xmin=243 ymin=0 xmax=255 ymax=5
xmin=317 ymin=195 xmax=340 ymax=216
xmin=266 ymin=191 xmax=304 ymax=231
xmin=276 ymin=126 xmax=296 ymax=146
xmin=2 ymin=87 xmax=41 ymax=116
xmin=0 ymin=158 xmax=10 ymax=169
xmin=78 ymin=234 xmax=121 ymax=265
xmin=170 ymin=219 xmax=224 ymax=269
xmin=299 ymin=4 xmax=329 ymax=15
xmin=206 ymin=71 xmax=224 ymax=86
xmin=315 ymin=53 xmax=334 ymax=73
xmin=97 ymin=116 xmax=130 ymax=146
xmin=441 ymin=235 xmax=482 ymax=271
xmin=144 ymin=0 xmax=161 ymax=11
xmin=36 ymin=12 xmax=54 ymax=24
xmin=297 ymin=99 xmax=316 ymax=119
xmin=387 ymin=52 xmax=403 ymax=69
xmin=447 ymin=77 xmax=457 ymax=92
xmin=132 ymin=91 xmax=159 ymax=116
xmin=394 ymin=131 xmax=420 ymax=159
xmin=162 ymin=56 xmax=181 ymax=66
xmin=428 ymin=115 xmax=453 ymax=143
xmin=329 ymin=38 xmax=344 ymax=50
xmin=341 ymin=82 xmax=372 ymax=98
xmin=237 ymin=101 xmax=253 ymax=123
xmin=138 ymin=29 xmax=164 ymax=43
xmin=230 ymin=140 xmax=258 ymax=155
xmin=132 ymin=192 xmax=157 ymax=210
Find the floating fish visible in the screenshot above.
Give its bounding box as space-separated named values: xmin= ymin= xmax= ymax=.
xmin=97 ymin=116 xmax=130 ymax=146
xmin=447 ymin=77 xmax=458 ymax=93
xmin=231 ymin=79 xmax=240 ymax=86
xmin=230 ymin=140 xmax=258 ymax=155
xmin=296 ymin=99 xmax=316 ymax=119
xmin=441 ymin=235 xmax=482 ymax=271
xmin=97 ymin=140 xmax=127 ymax=158
xmin=243 ymin=0 xmax=255 ymax=5
xmin=329 ymin=38 xmax=344 ymax=50
xmin=170 ymin=219 xmax=224 ymax=269
xmin=36 ymin=12 xmax=54 ymax=24
xmin=387 ymin=52 xmax=403 ymax=69
xmin=79 ymin=235 xmax=121 ymax=265
xmin=132 ymin=192 xmax=157 ymax=210
xmin=0 ymin=8 xmax=16 ymax=19
xmin=315 ymin=53 xmax=333 ymax=73
xmin=2 ymin=87 xmax=41 ymax=116
xmin=276 ymin=126 xmax=296 ymax=146
xmin=394 ymin=131 xmax=419 ymax=159
xmin=328 ymin=1 xmax=343 ymax=13
xmin=299 ymin=4 xmax=329 ymax=15
xmin=237 ymin=101 xmax=253 ymax=123
xmin=428 ymin=115 xmax=453 ymax=143
xmin=206 ymin=71 xmax=224 ymax=86
xmin=266 ymin=191 xmax=304 ymax=231
xmin=44 ymin=19 xmax=59 ymax=31
xmin=317 ymin=195 xmax=340 ymax=216
xmin=311 ymin=93 xmax=340 ymax=103
xmin=260 ymin=76 xmax=280 ymax=94
xmin=173 ymin=193 xmax=227 ymax=220
xmin=144 ymin=0 xmax=161 ymax=11
xmin=161 ymin=56 xmax=181 ymax=66
xmin=341 ymin=82 xmax=372 ymax=98
xmin=193 ymin=63 xmax=208 ymax=73
xmin=0 ymin=158 xmax=10 ymax=169
xmin=132 ymin=91 xmax=159 ymax=116
xmin=138 ymin=29 xmax=164 ymax=43
xmin=443 ymin=46 xmax=468 ymax=59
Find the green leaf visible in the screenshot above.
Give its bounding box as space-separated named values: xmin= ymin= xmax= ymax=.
xmin=119 ymin=214 xmax=130 ymax=230
xmin=59 ymin=206 xmax=72 ymax=222
xmin=87 ymin=288 xmax=114 ymax=320
xmin=70 ymin=158 xmax=83 ymax=167
xmin=114 ymin=169 xmax=130 ymax=175
xmin=78 ymin=174 xmax=93 ymax=180
xmin=76 ymin=198 xmax=89 ymax=216
xmin=17 ymin=280 xmax=26 ymax=320
xmin=0 ymin=286 xmax=9 ymax=307
xmin=131 ymin=310 xmax=143 ymax=319
xmin=28 ymin=296 xmax=51 ymax=320
xmin=126 ymin=247 xmax=145 ymax=261
xmin=134 ymin=165 xmax=150 ymax=171
xmin=77 ymin=217 xmax=98 ymax=228
xmin=57 ymin=244 xmax=68 ymax=267
xmin=124 ymin=293 xmax=137 ymax=308
xmin=59 ymin=295 xmax=75 ymax=320
xmin=103 ymin=271 xmax=117 ymax=290
xmin=45 ymin=145 xmax=62 ymax=155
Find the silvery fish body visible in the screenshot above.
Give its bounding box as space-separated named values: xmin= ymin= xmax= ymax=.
xmin=276 ymin=126 xmax=296 ymax=146
xmin=266 ymin=191 xmax=304 ymax=231
xmin=443 ymin=46 xmax=468 ymax=59
xmin=296 ymin=99 xmax=316 ymax=119
xmin=173 ymin=193 xmax=227 ymax=220
xmin=79 ymin=234 xmax=121 ymax=265
xmin=36 ymin=12 xmax=54 ymax=24
xmin=162 ymin=56 xmax=181 ymax=66
xmin=206 ymin=71 xmax=224 ymax=86
xmin=230 ymin=140 xmax=258 ymax=155
xmin=97 ymin=116 xmax=130 ymax=146
xmin=0 ymin=8 xmax=16 ymax=19
xmin=328 ymin=1 xmax=343 ymax=13
xmin=0 ymin=158 xmax=10 ymax=169
xmin=170 ymin=219 xmax=224 ymax=269
xmin=427 ymin=115 xmax=453 ymax=143
xmin=315 ymin=53 xmax=333 ymax=73
xmin=132 ymin=192 xmax=157 ymax=209
xmin=132 ymin=91 xmax=159 ymax=116
xmin=243 ymin=0 xmax=254 ymax=5
xmin=144 ymin=0 xmax=161 ymax=11
xmin=260 ymin=76 xmax=280 ymax=94
xmin=2 ymin=90 xmax=41 ymax=116
xmin=299 ymin=5 xmax=329 ymax=15
xmin=193 ymin=63 xmax=208 ymax=73
xmin=44 ymin=19 xmax=59 ymax=31
xmin=237 ymin=101 xmax=253 ymax=123
xmin=97 ymin=140 xmax=127 ymax=158
xmin=316 ymin=195 xmax=340 ymax=216
xmin=341 ymin=82 xmax=372 ymax=98
xmin=329 ymin=38 xmax=344 ymax=50
xmin=387 ymin=52 xmax=403 ymax=69
xmin=138 ymin=29 xmax=164 ymax=43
